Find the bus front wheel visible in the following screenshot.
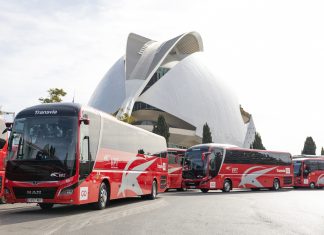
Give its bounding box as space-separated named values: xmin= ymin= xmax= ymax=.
xmin=309 ymin=182 xmax=315 ymax=189
xmin=272 ymin=179 xmax=280 ymax=191
xmin=0 ymin=196 xmax=6 ymax=204
xmin=94 ymin=182 xmax=109 ymax=210
xmin=222 ymin=179 xmax=231 ymax=193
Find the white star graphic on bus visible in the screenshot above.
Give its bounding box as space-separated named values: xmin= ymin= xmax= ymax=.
xmin=239 ymin=166 xmax=277 ymax=188
xmin=316 ymin=174 xmax=324 ymax=185
xmin=168 ymin=167 xmax=182 ymax=174
xmin=117 ymin=158 xmax=157 ymax=197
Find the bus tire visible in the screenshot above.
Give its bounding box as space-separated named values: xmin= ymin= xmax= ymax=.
xmin=177 ymin=188 xmax=184 ymax=192
xmin=200 ymin=189 xmax=209 ymax=193
xmin=309 ymin=182 xmax=315 ymax=189
xmin=222 ymin=179 xmax=231 ymax=193
xmin=0 ymin=196 xmax=6 ymax=204
xmin=94 ymin=182 xmax=109 ymax=210
xmin=39 ymin=203 xmax=54 ymax=210
xmin=147 ymin=180 xmax=158 ymax=200
xmin=272 ymin=178 xmax=280 ymax=191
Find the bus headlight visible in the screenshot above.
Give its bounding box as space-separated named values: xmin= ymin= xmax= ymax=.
xmin=59 ymin=184 xmax=76 ymax=196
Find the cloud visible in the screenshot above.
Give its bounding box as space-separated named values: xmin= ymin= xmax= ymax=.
xmin=0 ymin=0 xmax=324 ymax=154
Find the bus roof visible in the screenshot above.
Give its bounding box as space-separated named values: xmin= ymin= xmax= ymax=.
xmin=16 ymin=103 xmax=81 ymax=119
xmin=293 ymin=157 xmax=324 ymax=161
xmin=188 ymin=143 xmax=291 ymax=154
xmin=293 ymin=155 xmax=324 ymax=159
xmin=188 ymin=143 xmax=239 ymax=150
xmin=167 ymin=148 xmax=186 ymax=152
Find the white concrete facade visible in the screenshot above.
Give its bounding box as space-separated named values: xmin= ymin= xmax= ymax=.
xmin=89 ymin=32 xmax=255 ymax=148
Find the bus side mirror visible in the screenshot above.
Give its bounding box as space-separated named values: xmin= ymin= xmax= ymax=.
xmin=80 ymin=118 xmax=90 ymax=125
xmin=208 ymin=158 xmax=217 ymax=177
xmin=202 ymin=152 xmax=211 ymax=161
xmin=2 ymin=122 xmax=13 ymax=134
xmin=201 ymin=153 xmax=205 ymax=161
xmin=0 ymin=138 xmax=6 ymax=149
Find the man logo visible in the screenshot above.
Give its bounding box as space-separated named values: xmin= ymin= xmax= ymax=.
xmin=50 ymin=172 xmax=66 ymax=178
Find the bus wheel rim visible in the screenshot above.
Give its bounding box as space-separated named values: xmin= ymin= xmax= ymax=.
xmin=153 ymin=182 xmax=157 ymax=198
xmin=225 ymin=181 xmax=230 ymax=191
xmin=274 ymin=180 xmax=279 ymax=189
xmin=100 ymin=186 xmax=107 ymax=206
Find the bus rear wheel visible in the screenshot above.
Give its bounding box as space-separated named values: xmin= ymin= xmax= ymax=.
xmin=94 ymin=182 xmax=109 ymax=210
xmin=309 ymin=182 xmax=315 ymax=189
xmin=222 ymin=180 xmax=231 ymax=193
xmin=146 ymin=180 xmax=158 ymax=200
xmin=272 ymin=179 xmax=280 ymax=191
xmin=39 ymin=203 xmax=54 ymax=210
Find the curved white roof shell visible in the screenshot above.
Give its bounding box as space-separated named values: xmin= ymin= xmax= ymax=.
xmin=137 ymin=53 xmax=247 ymax=147
xmin=89 ymin=32 xmax=255 ymax=148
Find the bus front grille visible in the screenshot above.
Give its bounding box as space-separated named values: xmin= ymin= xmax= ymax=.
xmin=13 ymin=187 xmax=57 ymax=199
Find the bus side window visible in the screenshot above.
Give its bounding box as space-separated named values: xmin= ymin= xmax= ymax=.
xmin=80 ymin=136 xmax=91 ymax=179
xmin=81 ymin=136 xmax=90 ymax=162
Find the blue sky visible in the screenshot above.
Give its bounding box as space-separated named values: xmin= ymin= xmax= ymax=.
xmin=1 ymin=0 xmax=324 ymax=154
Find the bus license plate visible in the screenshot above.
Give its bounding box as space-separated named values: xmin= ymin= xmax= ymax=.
xmin=27 ymin=198 xmax=43 ymax=203
xmin=189 ymin=186 xmax=196 ymax=189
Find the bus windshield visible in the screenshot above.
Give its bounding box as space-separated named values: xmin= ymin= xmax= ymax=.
xmin=6 ymin=116 xmax=77 ymax=181
xmin=183 ymin=147 xmax=209 ymax=179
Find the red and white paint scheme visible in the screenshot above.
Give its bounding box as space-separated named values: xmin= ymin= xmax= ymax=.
xmin=167 ymin=148 xmax=186 ymax=190
xmin=293 ymin=156 xmax=324 ymax=189
xmin=0 ymin=118 xmax=8 ymax=199
xmin=182 ymin=144 xmax=293 ymax=193
xmin=4 ymin=103 xmax=168 ymax=209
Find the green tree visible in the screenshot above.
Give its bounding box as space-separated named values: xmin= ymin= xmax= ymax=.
xmin=202 ymin=123 xmax=213 ymax=144
xmin=321 ymin=147 xmax=324 ymax=156
xmin=250 ymin=132 xmax=266 ymax=150
xmin=301 ymin=136 xmax=316 ymax=155
xmin=39 ymin=88 xmax=67 ymax=103
xmin=152 ymin=115 xmax=170 ymax=144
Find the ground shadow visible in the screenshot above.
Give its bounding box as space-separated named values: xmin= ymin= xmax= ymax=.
xmin=0 ymin=197 xmax=157 ymax=226
xmin=163 ymin=187 xmax=296 ymax=196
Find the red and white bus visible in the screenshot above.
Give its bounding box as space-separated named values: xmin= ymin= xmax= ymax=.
xmin=4 ymin=103 xmax=168 ymax=209
xmin=182 ymin=144 xmax=293 ymax=193
xmin=293 ymin=156 xmax=324 ymax=189
xmin=0 ymin=118 xmax=8 ymax=201
xmin=167 ymin=148 xmax=186 ymax=190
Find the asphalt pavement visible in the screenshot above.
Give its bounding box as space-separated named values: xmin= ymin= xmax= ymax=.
xmin=0 ymin=188 xmax=323 ymax=235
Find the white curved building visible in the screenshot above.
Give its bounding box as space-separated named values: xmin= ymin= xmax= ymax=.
xmin=89 ymin=32 xmax=256 ymax=148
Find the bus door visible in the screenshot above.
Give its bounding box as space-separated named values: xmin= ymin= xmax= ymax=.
xmin=293 ymin=161 xmax=302 ymax=185
xmin=158 ymin=151 xmax=168 ymax=191
xmin=78 ymin=115 xmax=95 ymax=203
xmin=0 ymin=125 xmax=7 ymax=198
xmin=302 ymin=161 xmax=311 ymax=185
